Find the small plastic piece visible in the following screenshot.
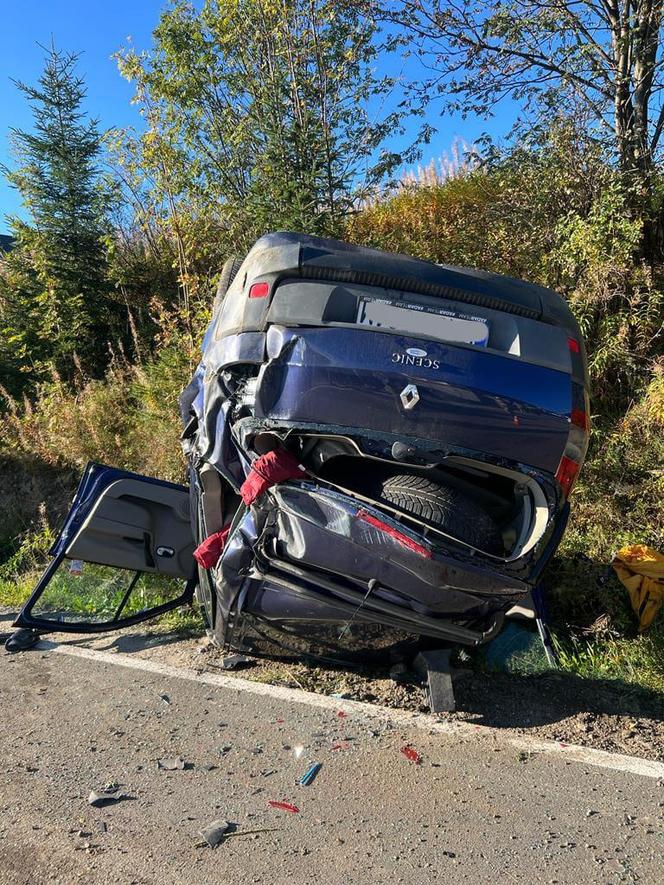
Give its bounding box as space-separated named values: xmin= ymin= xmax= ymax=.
xmin=401 ymin=746 xmax=422 ymax=764
xmin=299 ymin=763 xmax=322 ymax=786
xmin=219 ymin=653 xmax=252 ymax=671
xmin=158 ymin=757 xmax=186 ymax=770
xmin=268 ymin=800 xmax=300 ymax=813
xmin=88 ymin=788 xmax=123 ymax=807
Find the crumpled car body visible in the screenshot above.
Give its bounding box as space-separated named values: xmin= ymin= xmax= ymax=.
xmin=13 ymin=233 xmax=589 ymax=664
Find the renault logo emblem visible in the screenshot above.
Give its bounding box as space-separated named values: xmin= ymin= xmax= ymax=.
xmin=400 ymin=384 xmax=420 ymax=410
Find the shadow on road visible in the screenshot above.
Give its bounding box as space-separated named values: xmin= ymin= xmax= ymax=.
xmin=63 ymin=630 xmax=197 ymax=654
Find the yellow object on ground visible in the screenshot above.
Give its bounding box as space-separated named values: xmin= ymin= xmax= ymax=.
xmin=612 ymin=545 xmax=664 ymax=631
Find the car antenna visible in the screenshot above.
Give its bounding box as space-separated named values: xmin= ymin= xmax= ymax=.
xmin=337 ymin=578 xmax=379 ymax=641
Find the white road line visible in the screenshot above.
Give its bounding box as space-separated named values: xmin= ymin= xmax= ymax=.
xmin=43 ymin=639 xmax=664 ymax=780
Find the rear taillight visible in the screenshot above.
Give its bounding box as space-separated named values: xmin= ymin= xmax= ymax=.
xmin=556 ymin=387 xmax=590 ymax=498
xmin=570 ymin=408 xmax=589 ymax=432
xmin=356 ymin=509 xmax=432 ymax=558
xmin=248 ymin=281 xmax=270 ymax=299
xmin=555 ymin=454 xmax=581 ymax=498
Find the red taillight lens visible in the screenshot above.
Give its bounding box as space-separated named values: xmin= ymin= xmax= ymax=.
xmin=568 ymin=337 xmax=580 ymax=353
xmin=555 ymin=455 xmax=581 ymax=498
xmin=356 ymin=509 xmax=431 ymax=558
xmin=556 ymin=392 xmax=590 ymax=498
xmin=571 ymin=408 xmax=589 ymax=431
xmin=248 ymin=281 xmax=269 ymax=299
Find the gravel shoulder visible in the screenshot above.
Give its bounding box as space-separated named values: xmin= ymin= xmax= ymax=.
xmin=3 ymin=609 xmax=661 ymax=763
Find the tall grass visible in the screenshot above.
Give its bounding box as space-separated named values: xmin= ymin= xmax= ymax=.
xmin=1 ymin=343 xmax=191 ymax=483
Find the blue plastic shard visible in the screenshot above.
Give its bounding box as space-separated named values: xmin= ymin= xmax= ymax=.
xmin=299 ymin=762 xmax=322 ymax=786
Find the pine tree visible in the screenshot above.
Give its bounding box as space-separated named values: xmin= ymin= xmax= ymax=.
xmin=0 ymin=45 xmax=112 ymax=387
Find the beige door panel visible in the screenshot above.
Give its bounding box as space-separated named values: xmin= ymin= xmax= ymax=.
xmin=65 ymin=478 xmax=194 ymax=577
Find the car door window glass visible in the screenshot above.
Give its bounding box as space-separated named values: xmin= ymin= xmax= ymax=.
xmin=29 ymin=558 xmax=186 ymax=626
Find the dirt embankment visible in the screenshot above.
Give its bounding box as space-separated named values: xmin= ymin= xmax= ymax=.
xmin=0 ymin=455 xmax=76 ymax=549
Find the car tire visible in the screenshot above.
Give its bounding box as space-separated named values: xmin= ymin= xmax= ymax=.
xmin=376 ymin=473 xmax=504 ymax=554
xmin=213 ymin=255 xmax=243 ymax=314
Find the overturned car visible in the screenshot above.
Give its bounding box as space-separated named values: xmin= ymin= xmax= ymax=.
xmin=11 ymin=233 xmax=589 ymax=665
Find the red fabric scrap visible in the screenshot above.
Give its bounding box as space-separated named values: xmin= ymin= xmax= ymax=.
xmin=193 ymin=525 xmax=231 ymax=569
xmin=240 ymin=450 xmax=306 ymax=506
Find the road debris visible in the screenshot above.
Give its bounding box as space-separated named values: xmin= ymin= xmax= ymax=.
xmin=159 ymin=693 xmax=171 ymax=705
xmin=268 ymin=800 xmax=300 ymax=814
xmin=219 ymin=654 xmax=253 ymax=671
xmin=401 ymin=745 xmax=422 ymax=765
xmin=299 ymin=762 xmax=322 ymax=786
xmin=293 ymin=745 xmax=305 ymax=759
xmin=482 ymin=622 xmax=550 ymax=675
xmin=88 ymin=787 xmax=125 ymax=807
xmin=612 ymin=544 xmax=664 ymax=631
xmin=199 ymin=819 xmax=232 ymax=848
xmin=157 ymin=756 xmax=187 ymax=770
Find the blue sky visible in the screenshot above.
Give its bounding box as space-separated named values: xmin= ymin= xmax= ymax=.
xmin=0 ymin=1 xmax=520 ymax=235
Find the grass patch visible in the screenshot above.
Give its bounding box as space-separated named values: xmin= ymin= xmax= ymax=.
xmin=0 ymin=575 xmax=36 ymax=610
xmin=152 ymin=604 xmax=205 ymax=635
xmin=554 ymin=631 xmax=664 ymax=693
xmin=545 ymin=543 xmax=664 ymax=694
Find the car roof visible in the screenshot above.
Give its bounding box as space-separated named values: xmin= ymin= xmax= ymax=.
xmin=242 ymin=232 xmax=576 ymax=329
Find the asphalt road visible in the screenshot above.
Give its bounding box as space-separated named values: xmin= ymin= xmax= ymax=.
xmin=0 ymin=646 xmax=662 ymax=885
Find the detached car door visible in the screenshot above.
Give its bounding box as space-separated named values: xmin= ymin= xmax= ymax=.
xmin=14 ymin=462 xmax=196 ymax=634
